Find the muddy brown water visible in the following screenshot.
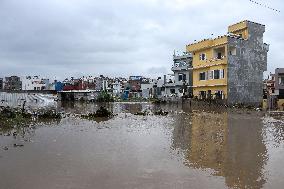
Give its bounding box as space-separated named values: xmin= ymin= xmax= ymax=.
xmin=1 ymin=102 xmax=284 ymax=189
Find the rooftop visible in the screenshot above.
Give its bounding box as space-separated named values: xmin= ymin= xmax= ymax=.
xmin=187 ymin=20 xmax=263 ymax=51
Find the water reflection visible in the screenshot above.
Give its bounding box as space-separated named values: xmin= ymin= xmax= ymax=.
xmin=172 ymin=111 xmax=268 ymax=189
xmin=2 ymin=101 xmax=284 ymax=189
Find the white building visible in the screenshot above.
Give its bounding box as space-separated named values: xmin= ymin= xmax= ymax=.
xmin=112 ymin=79 xmax=122 ymax=96
xmin=164 ymin=52 xmax=193 ymax=98
xmin=22 ymin=76 xmax=50 ymax=90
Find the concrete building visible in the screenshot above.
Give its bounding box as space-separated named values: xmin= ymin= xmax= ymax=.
xmin=150 ymin=77 xmax=165 ymax=98
xmin=274 ymin=68 xmax=284 ymax=99
xmin=141 ymin=82 xmax=153 ymax=99
xmin=128 ymin=76 xmax=143 ymax=92
xmin=264 ymin=73 xmax=276 ymax=96
xmin=94 ymin=76 xmax=108 ymax=91
xmin=263 ymin=69 xmax=284 ymax=110
xmin=164 ymin=52 xmax=193 ymax=97
xmin=187 ymin=20 xmax=269 ymax=106
xmin=22 ymin=76 xmax=50 ymax=90
xmin=112 ymin=79 xmax=122 ymax=96
xmin=4 ymin=76 xmax=22 ymax=90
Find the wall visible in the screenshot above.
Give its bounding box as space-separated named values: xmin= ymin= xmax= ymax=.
xmin=277 ymin=99 xmax=284 ymax=111
xmin=275 ymin=68 xmax=284 ymax=92
xmin=189 ymin=40 xmax=228 ymax=99
xmin=227 ymin=22 xmax=268 ymax=106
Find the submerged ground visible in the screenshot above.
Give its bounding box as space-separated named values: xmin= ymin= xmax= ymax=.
xmin=1 ymin=101 xmax=284 ymax=189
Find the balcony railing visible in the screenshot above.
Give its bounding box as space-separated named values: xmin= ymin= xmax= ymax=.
xmin=193 ymin=57 xmax=227 ymax=69
xmin=171 ymin=65 xmax=190 ymax=71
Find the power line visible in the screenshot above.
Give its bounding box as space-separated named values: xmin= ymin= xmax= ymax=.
xmin=249 ymin=0 xmax=281 ymax=13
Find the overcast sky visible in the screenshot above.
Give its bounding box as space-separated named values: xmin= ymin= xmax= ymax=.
xmin=0 ymin=0 xmax=283 ymax=79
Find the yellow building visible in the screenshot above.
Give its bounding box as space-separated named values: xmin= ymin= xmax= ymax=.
xmin=186 ymin=20 xmax=269 ymax=105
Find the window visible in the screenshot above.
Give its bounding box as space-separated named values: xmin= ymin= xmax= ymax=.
xmin=208 ymin=70 xmax=214 ymax=80
xmin=214 ymin=70 xmax=220 ymax=79
xmin=199 ymin=72 xmax=206 ymax=81
xmin=170 ymin=89 xmax=175 ymax=94
xmin=215 ymin=91 xmax=223 ymax=99
xmin=183 ymin=74 xmax=186 ymax=81
xmin=199 ymin=53 xmax=206 ymax=61
xmin=280 ymin=76 xmax=284 ymax=85
xmin=217 ymin=52 xmax=222 ymax=59
xmin=178 ymin=74 xmax=183 ymax=81
xmin=221 ymin=69 xmax=225 ymax=79
xmin=199 ymin=91 xmax=206 ymax=99
xmin=229 ymin=46 xmax=237 ymax=55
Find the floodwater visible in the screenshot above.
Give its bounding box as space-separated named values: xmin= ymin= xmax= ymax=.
xmin=1 ymin=101 xmax=284 ymax=189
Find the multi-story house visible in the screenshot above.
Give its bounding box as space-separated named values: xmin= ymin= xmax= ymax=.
xmin=94 ymin=76 xmax=108 ymax=91
xmin=22 ymin=76 xmax=50 ymax=90
xmin=274 ymin=68 xmax=284 ymax=99
xmin=164 ymin=52 xmax=193 ymax=97
xmin=187 ymin=20 xmax=269 ymax=106
xmin=264 ymin=73 xmax=276 ymax=97
xmin=128 ymin=76 xmax=143 ymax=92
xmin=4 ymin=76 xmax=22 ymax=90
xmin=112 ymin=79 xmax=122 ymax=96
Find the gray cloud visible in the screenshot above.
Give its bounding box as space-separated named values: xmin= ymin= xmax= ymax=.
xmin=0 ymin=0 xmax=283 ymax=79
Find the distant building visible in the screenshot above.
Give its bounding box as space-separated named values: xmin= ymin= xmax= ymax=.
xmin=22 ymin=76 xmax=50 ymax=90
xmin=275 ymin=68 xmax=284 ymax=99
xmin=94 ymin=76 xmax=108 ymax=91
xmin=4 ymin=76 xmax=22 ymax=90
xmin=141 ymin=82 xmax=153 ymax=99
xmin=62 ymin=77 xmax=87 ymax=91
xmin=0 ymin=78 xmax=3 ymax=90
xmin=48 ymin=80 xmax=64 ymax=91
xmin=128 ymin=76 xmax=143 ymax=92
xmin=263 ymin=68 xmax=284 ymax=110
xmin=263 ymin=73 xmax=276 ymax=97
xmin=187 ymin=20 xmax=269 ymax=106
xmin=164 ymin=52 xmax=193 ymax=97
xmin=112 ymin=79 xmax=122 ymax=96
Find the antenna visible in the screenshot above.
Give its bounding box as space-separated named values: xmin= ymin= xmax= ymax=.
xmin=249 ymin=0 xmax=281 ymax=13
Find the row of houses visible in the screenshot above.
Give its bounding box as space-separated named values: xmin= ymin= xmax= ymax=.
xmin=0 ymin=76 xmax=60 ymax=91
xmin=0 ymin=20 xmax=280 ymax=107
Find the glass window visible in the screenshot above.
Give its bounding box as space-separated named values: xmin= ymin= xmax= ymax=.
xmin=199 ymin=72 xmax=206 ymax=80
xmin=217 ymin=52 xmax=222 ymax=59
xmin=214 ymin=70 xmax=220 ymax=79
xmin=280 ymin=77 xmax=284 ymax=84
xmin=199 ymin=53 xmax=206 ymax=61
xmin=178 ymin=74 xmax=183 ymax=81
xmin=183 ymin=74 xmax=186 ymax=81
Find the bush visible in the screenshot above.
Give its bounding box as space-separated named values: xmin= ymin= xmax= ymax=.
xmin=97 ymin=90 xmax=114 ymax=102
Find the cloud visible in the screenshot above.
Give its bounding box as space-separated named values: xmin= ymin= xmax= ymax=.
xmin=0 ymin=0 xmax=283 ymax=79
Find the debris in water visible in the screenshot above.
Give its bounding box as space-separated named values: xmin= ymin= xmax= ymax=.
xmin=81 ymin=106 xmax=114 ymax=119
xmin=13 ymin=144 xmax=24 ymax=147
xmin=154 ymin=109 xmax=169 ymax=116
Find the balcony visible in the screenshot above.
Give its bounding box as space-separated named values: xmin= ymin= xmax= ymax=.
xmin=193 ymin=57 xmax=227 ymax=70
xmin=171 ymin=65 xmax=190 ymax=71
